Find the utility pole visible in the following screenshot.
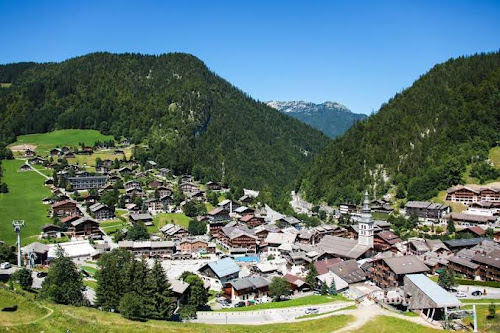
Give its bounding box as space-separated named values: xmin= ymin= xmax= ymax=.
xmin=473 ymin=304 xmax=477 ymax=332
xmin=12 ymin=220 xmax=25 ymax=267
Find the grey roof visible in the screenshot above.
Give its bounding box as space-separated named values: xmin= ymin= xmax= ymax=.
xmin=444 ymin=238 xmax=487 ymax=248
xmin=22 ymin=242 xmax=50 ymax=254
xmin=383 ymin=256 xmax=429 ymax=275
xmin=170 ymin=279 xmax=189 ymax=295
xmin=406 ymin=201 xmax=449 ymax=210
xmin=318 ymin=235 xmax=370 ymax=259
xmin=448 ymin=256 xmax=479 ymax=269
xmin=89 ymin=202 xmax=110 ymax=212
xmin=221 ymin=225 xmax=257 ymax=240
xmin=71 ymin=217 xmax=98 ymax=227
xmin=328 ymin=259 xmax=366 ymax=284
xmin=281 ymin=216 xmax=301 ymax=225
xmin=229 ymin=276 xmax=270 ymax=290
xmin=472 ymin=249 xmax=500 ymax=269
xmin=129 ymin=213 xmax=153 ymax=221
xmin=204 ymin=257 xmax=240 ymax=278
xmin=410 ymin=240 xmax=430 ymax=252
xmin=405 ymin=274 xmax=462 ymax=308
xmin=264 ymin=232 xmax=296 ymax=245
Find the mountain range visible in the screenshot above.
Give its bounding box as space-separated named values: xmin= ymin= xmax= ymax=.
xmin=267 ymin=101 xmax=366 ymax=138
xmin=299 ymin=51 xmax=500 ymax=205
xmin=0 ymin=52 xmax=329 ymax=197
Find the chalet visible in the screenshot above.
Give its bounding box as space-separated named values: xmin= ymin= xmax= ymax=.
xmin=472 ymin=249 xmax=500 ymax=281
xmin=181 ymin=175 xmax=194 ymax=183
xmin=22 ymin=242 xmax=50 ymax=265
xmin=317 ymin=235 xmax=371 ymax=260
xmin=41 ymin=224 xmax=61 ymax=239
xmin=238 ymin=195 xmax=253 ymax=205
xmin=158 ymin=168 xmax=170 ymax=178
xmin=339 ymin=203 xmax=357 ymax=215
xmin=265 ymin=232 xmax=297 ymax=256
xmin=326 ymin=259 xmax=366 ymax=284
xmin=218 ymin=199 xmax=239 ymax=213
xmin=405 ymin=201 xmax=450 ymax=223
xmin=23 ymin=148 xmax=36 ymax=157
xmin=297 ymin=230 xmax=318 ymax=245
xmin=89 ymin=202 xmax=114 ymax=220
xmin=374 ymin=230 xmax=402 ymax=251
xmin=106 ymin=175 xmax=121 ymax=185
xmin=29 ymin=156 xmax=46 ymax=165
xmin=64 ymin=152 xmax=75 ymax=158
xmin=19 ymin=164 xmax=32 ymax=171
xmin=198 ymin=257 xmax=240 ymax=290
xmin=44 ymin=178 xmax=54 ymax=186
xmin=157 ymin=186 xmax=172 ymax=198
xmin=160 ymin=223 xmax=189 ymax=239
xmin=61 ymin=214 xmax=82 ymax=226
xmin=314 ymin=258 xmax=344 ymax=275
xmin=170 ymin=279 xmax=190 ymax=309
xmin=102 ymin=159 xmax=114 ymax=167
xmin=95 ymin=166 xmax=110 ymax=174
xmin=445 ymin=212 xmax=497 ymax=227
xmin=179 ymin=238 xmax=209 ymax=253
xmin=456 ymin=226 xmax=486 ymax=238
xmin=467 ymin=201 xmax=500 ymax=216
xmin=148 ymin=179 xmax=164 ymax=189
xmin=113 ymin=149 xmax=125 ymax=155
xmin=446 ymin=184 xmax=500 ymax=203
xmin=277 ymin=216 xmax=301 ymax=229
xmin=69 ymin=217 xmax=101 ymax=238
xmin=218 ymin=225 xmax=258 ymax=252
xmin=284 ymin=273 xmax=309 ymax=293
xmin=371 ymin=199 xmax=394 ymax=214
xmin=124 ymin=180 xmax=141 ymax=191
xmin=206 ymin=181 xmax=221 ymax=191
xmin=160 ymin=195 xmax=174 ymax=207
xmin=239 ymin=214 xmax=265 ymax=229
xmin=129 ymin=213 xmax=154 ymax=226
xmin=223 ymin=276 xmax=270 ymax=302
xmin=66 ymin=176 xmax=107 ymax=190
xmin=190 ymin=191 xmax=205 ymax=201
xmin=82 ymin=146 xmax=93 ymax=155
xmin=443 ymin=238 xmax=488 ymax=252
xmin=145 ymin=198 xmax=163 ymax=215
xmin=369 ymin=256 xmax=429 ymax=288
xmin=208 ymin=207 xmax=231 ymax=221
xmin=313 ymin=224 xmax=344 ymax=239
xmin=180 ymin=182 xmax=199 ymax=194
xmin=118 ymin=167 xmax=133 ymax=176
xmin=408 ymin=240 xmax=431 ymax=256
xmin=146 ymin=160 xmax=157 ymax=168
xmin=234 ymin=206 xmax=254 ymax=216
xmin=254 ymin=224 xmax=280 ymax=243
xmin=50 ymin=148 xmax=62 ymax=156
xmin=52 ymin=200 xmax=80 ymax=217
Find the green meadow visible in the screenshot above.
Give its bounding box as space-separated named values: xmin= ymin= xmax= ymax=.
xmin=0 ymin=160 xmax=51 ymax=245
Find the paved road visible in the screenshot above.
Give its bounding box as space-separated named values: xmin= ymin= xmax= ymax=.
xmin=25 ymin=161 xmax=50 ymax=179
xmin=193 ymin=302 xmax=353 ymax=325
xmin=452 ymin=285 xmax=500 ymax=299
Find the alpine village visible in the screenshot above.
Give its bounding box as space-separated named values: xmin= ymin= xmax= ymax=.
xmin=0 ymin=5 xmax=500 ymax=333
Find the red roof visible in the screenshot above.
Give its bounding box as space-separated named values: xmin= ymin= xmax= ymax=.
xmin=52 ymin=200 xmax=76 ymax=208
xmin=239 ymin=214 xmax=254 ymax=222
xmin=284 ymin=273 xmax=304 ymax=285
xmin=460 ymin=226 xmax=486 ymax=236
xmin=314 ymin=258 xmax=343 ymax=275
xmin=61 ymin=214 xmax=82 ymax=223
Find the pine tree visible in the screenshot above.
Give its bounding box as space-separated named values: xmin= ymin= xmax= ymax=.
xmin=447 ymin=218 xmax=456 ymax=235
xmin=147 ymin=259 xmax=175 ymax=320
xmin=184 ymin=274 xmax=208 ymax=310
xmin=329 ymin=279 xmax=337 ymax=296
xmin=38 ymin=247 xmax=85 ymax=305
xmin=95 ymin=248 xmax=132 ymax=311
xmin=320 ymin=282 xmax=328 ymax=295
xmin=306 ymin=263 xmax=318 ymax=289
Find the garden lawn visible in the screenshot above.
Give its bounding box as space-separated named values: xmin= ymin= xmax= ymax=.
xmin=0 ymin=160 xmax=51 ymax=245
xmin=462 ymin=304 xmax=499 ymax=332
xmin=81 ymin=266 xmax=97 ymax=277
xmin=0 ymin=289 xmax=354 ymax=333
xmin=11 ymin=129 xmax=114 ymax=155
xmin=355 ymin=315 xmax=445 ymax=333
xmin=461 ymin=299 xmax=500 ymax=304
xmin=153 ymin=213 xmax=191 ymax=231
xmin=215 ymin=295 xmax=348 ymax=312
xmin=490 ymin=147 xmax=500 ymax=169
xmin=66 ymin=149 xmax=132 ymax=167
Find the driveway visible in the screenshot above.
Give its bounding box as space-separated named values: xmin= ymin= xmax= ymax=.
xmin=451 ymin=285 xmax=500 ymax=299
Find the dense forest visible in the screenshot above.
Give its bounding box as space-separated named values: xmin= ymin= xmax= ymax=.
xmin=0 ymin=53 xmax=329 ymax=193
xmin=299 ymin=52 xmax=500 ymax=205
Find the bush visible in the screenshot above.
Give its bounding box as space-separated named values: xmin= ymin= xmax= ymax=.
xmin=179 ymin=304 xmax=197 ymax=320
xmin=12 ymin=268 xmax=33 ymax=290
xmin=118 ymin=292 xmax=147 ymax=321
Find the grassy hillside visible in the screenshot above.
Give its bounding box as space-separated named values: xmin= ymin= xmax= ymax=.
xmin=300 ymin=52 xmax=500 ymax=204
xmin=0 ymin=289 xmax=354 ymax=333
xmin=0 ymin=52 xmax=329 ymax=195
xmin=0 ymin=160 xmax=51 ymax=244
xmin=10 ymin=129 xmax=114 ymax=155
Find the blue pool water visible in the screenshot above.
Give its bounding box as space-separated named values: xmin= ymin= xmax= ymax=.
xmin=235 ymin=256 xmax=260 ymax=262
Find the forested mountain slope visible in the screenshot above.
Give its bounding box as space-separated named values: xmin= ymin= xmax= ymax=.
xmin=267 ymin=101 xmax=367 ymax=138
xmin=0 ymin=52 xmax=329 ymax=191
xmin=300 ymin=52 xmax=500 ymax=204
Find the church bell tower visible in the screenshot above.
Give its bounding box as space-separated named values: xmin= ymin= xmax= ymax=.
xmin=358 ymin=191 xmax=374 ymax=248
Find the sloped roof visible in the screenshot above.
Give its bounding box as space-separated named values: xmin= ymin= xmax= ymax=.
xmin=472 ymin=249 xmax=500 ymax=269
xmin=405 ymin=274 xmax=462 ymax=308
xmin=383 ymin=256 xmax=429 ymax=275
xmin=318 ymin=235 xmax=370 ymax=259
xmin=265 ymin=232 xmax=296 ymax=245
xmin=204 ymin=257 xmax=240 ymax=278
xmin=314 ymin=258 xmax=344 ymax=275
xmin=22 ymin=242 xmax=50 ymax=254
xmin=229 ymin=276 xmax=270 ymax=290
xmin=328 ymin=259 xmax=366 ymax=284
xmin=170 ymin=279 xmax=189 ymax=295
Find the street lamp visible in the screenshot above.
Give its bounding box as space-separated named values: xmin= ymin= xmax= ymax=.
xmin=12 ymin=220 xmax=25 ymax=267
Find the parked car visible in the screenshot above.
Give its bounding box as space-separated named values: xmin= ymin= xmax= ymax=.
xmin=305 ymin=307 xmax=319 ymax=314
xmin=0 ymin=262 xmax=11 ymax=269
xmin=234 ymin=301 xmax=246 ymax=308
xmin=456 ymin=292 xmax=467 ymax=298
xmin=471 ymin=290 xmax=483 ymax=296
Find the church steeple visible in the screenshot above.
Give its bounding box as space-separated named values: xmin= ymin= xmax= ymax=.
xmin=358 ymin=190 xmax=374 ymax=248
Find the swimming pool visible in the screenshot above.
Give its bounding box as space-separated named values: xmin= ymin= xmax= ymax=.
xmin=235 ymin=256 xmax=260 ymax=262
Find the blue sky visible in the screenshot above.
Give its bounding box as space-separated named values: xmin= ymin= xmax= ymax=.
xmin=1 ymin=1 xmax=499 ymax=114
